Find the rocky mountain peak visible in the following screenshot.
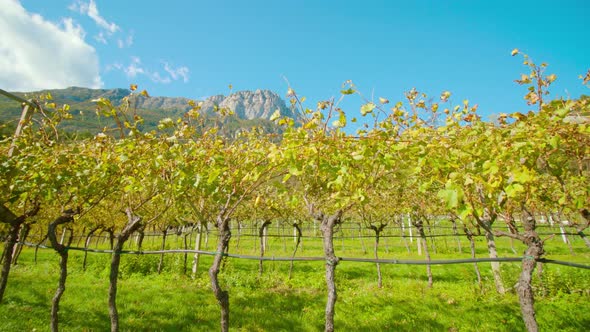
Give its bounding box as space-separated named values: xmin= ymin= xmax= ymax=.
xmin=200 ymin=89 xmax=293 ymax=120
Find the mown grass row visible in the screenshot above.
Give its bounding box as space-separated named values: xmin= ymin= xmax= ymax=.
xmin=1 ymin=239 xmax=589 ymax=331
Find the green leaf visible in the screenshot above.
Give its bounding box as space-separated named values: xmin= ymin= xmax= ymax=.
xmin=288 ymin=165 xmax=302 ymax=176
xmin=555 ymin=107 xmax=569 ymax=117
xmin=505 ymin=183 xmax=524 ymax=198
xmin=482 ymin=160 xmax=499 ymax=175
xmin=207 ymin=169 xmax=222 ymax=184
xmin=458 ymin=206 xmax=472 ymax=220
xmin=437 ymin=189 xmax=458 ymax=209
xmin=282 ymin=173 xmax=292 ymax=183
xmin=351 ymin=151 xmax=364 ymax=160
xmin=438 ymin=184 xmax=463 ymax=210
xmin=327 ymin=175 xmax=344 ymax=189
xmin=549 ymin=136 xmax=560 ymax=149
xmin=512 ymin=167 xmax=534 ymax=184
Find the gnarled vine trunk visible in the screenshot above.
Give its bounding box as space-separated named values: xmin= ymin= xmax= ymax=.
xmin=135 ymin=224 xmax=146 ymax=251
xmin=11 ymin=222 xmax=32 ymax=265
xmin=516 ymin=209 xmax=544 ymax=332
xmin=209 ymin=214 xmax=232 ymax=332
xmin=0 ymin=203 xmax=39 ymax=303
xmin=484 ymin=228 xmax=505 ymax=294
xmin=463 ymin=226 xmax=482 ymax=286
xmin=34 ymin=234 xmax=48 ymax=264
xmin=105 ymin=227 xmax=115 ymax=251
xmin=479 ymin=218 xmax=505 ymax=294
xmin=109 ymin=209 xmax=142 ymax=332
xmin=575 ymin=210 xmax=590 ymax=249
xmin=47 ymin=210 xmax=77 ymax=332
xmin=369 ymin=224 xmax=386 ymax=288
xmin=319 ymin=211 xmax=342 ymax=332
xmin=258 ymin=220 xmax=272 ymax=276
xmin=303 ymin=207 xmax=344 ymax=332
xmin=157 ymin=226 xmax=169 ymax=274
xmin=82 ymin=226 xmax=101 ymax=271
xmin=0 ymin=217 xmax=21 ymax=303
xmin=288 ymin=223 xmax=302 ymax=279
xmin=411 ymin=215 xmax=433 ymax=288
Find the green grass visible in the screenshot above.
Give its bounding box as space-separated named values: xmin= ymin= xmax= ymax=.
xmin=1 ymin=241 xmax=589 ymax=332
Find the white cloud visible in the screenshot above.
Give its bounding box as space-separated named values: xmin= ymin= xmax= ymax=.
xmin=163 ymin=62 xmax=190 ymax=83
xmin=95 ymin=31 xmax=107 ymax=44
xmin=0 ymin=0 xmax=102 ymax=91
xmin=69 ymin=0 xmax=119 ymax=43
xmin=123 ymin=56 xmax=144 ymax=78
xmin=150 ymin=72 xmax=171 ymax=84
xmin=68 ymin=0 xmax=119 ymax=43
xmin=113 ymin=57 xmax=190 ymax=85
xmin=105 ymin=62 xmax=122 ymax=72
xmin=117 ymin=31 xmax=133 ymax=49
xmin=61 ymin=17 xmax=86 ymax=39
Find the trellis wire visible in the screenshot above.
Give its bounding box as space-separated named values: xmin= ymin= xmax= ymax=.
xmin=22 ymin=241 xmax=590 ymax=269
xmin=31 ymin=230 xmax=586 ymax=241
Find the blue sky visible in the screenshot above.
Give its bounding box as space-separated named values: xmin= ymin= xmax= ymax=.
xmin=2 ymin=0 xmax=589 ymax=120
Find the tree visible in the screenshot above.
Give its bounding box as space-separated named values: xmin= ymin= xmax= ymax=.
xmin=280 ymin=88 xmax=388 ymax=331
xmin=0 ymin=96 xmax=68 ymax=303
xmin=170 ymin=105 xmax=282 ymax=332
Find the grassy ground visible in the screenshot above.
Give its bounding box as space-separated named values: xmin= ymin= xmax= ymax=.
xmin=1 ymin=223 xmax=589 ymax=331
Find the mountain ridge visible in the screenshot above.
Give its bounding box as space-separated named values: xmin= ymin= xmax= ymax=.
xmin=0 ymin=86 xmax=293 ymax=135
xmin=5 ymin=86 xmax=293 ymax=119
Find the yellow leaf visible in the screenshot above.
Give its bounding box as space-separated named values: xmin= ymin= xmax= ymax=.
xmin=360 ymin=102 xmax=375 ymax=116
xmin=303 ymin=120 xmax=317 ymax=130
xmin=332 ymin=120 xmax=344 ymax=128
xmin=130 ymin=84 xmax=138 ymax=91
xmin=270 ymin=109 xmax=281 ymax=121
xmin=511 ymin=48 xmax=519 ymax=56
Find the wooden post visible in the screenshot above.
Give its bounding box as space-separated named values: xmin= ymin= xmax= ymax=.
xmin=408 ymin=214 xmax=413 ymax=243
xmin=192 ymin=224 xmax=203 ymax=277
xmin=8 ymin=101 xmax=34 ymax=157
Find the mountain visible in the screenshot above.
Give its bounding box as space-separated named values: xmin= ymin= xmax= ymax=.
xmin=0 ymin=87 xmax=293 ymax=136
xmin=198 ymin=89 xmax=292 ymax=120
